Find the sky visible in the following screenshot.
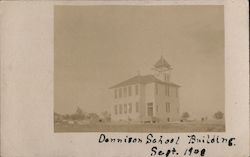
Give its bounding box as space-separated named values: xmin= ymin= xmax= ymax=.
xmin=54 ymin=5 xmax=224 ymax=119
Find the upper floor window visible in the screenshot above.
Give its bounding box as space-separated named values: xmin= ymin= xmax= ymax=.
xmin=166 ymin=102 xmax=170 ymax=113
xmin=128 ymin=86 xmax=132 ymax=96
xmin=136 ymin=102 xmax=139 ymax=112
xmin=165 ymin=85 xmax=170 ymax=96
xmin=135 ymin=85 xmax=139 ymax=95
xmin=114 ymin=89 xmax=117 ymax=99
xmin=176 ymin=88 xmax=178 ymax=97
xmin=128 ymin=103 xmax=132 ymax=113
xmin=114 ymin=105 xmax=118 ymax=115
xmin=155 ymin=83 xmax=158 ymax=95
xmin=123 ymin=87 xmax=127 ymax=97
xmin=119 ymin=88 xmax=122 ymax=98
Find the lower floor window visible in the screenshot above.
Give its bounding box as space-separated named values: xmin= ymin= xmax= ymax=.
xmin=114 ymin=105 xmax=118 ymax=114
xmin=119 ymin=104 xmax=123 ymax=114
xmin=166 ymin=103 xmax=170 ymax=113
xmin=124 ymin=104 xmax=127 ymax=113
xmin=128 ymin=103 xmax=132 ymax=113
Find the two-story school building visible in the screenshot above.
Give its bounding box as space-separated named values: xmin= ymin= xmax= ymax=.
xmin=110 ymin=56 xmax=181 ymax=123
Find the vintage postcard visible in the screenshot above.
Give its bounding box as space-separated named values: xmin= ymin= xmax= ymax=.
xmin=0 ymin=1 xmax=249 ymax=157
xmin=54 ymin=5 xmax=225 ymax=133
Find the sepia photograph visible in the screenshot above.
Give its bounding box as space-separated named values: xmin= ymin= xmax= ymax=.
xmin=54 ymin=5 xmax=225 ymax=132
xmin=1 ymin=1 xmax=249 ymax=157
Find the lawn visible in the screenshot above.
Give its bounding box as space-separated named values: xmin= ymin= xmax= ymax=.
xmin=54 ymin=121 xmax=225 ymax=133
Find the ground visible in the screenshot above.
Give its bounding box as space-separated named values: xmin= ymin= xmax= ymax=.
xmin=54 ymin=120 xmax=225 ymax=133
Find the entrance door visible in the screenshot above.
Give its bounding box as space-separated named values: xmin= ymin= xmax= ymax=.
xmin=147 ymin=103 xmax=153 ymax=117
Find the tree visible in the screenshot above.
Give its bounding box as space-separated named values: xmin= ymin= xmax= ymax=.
xmin=182 ymin=112 xmax=190 ymax=120
xmin=101 ymin=111 xmax=111 ymax=122
xmin=87 ymin=113 xmax=100 ymax=123
xmin=62 ymin=114 xmax=71 ymax=120
xmin=71 ymin=106 xmax=86 ymax=120
xmin=214 ymin=111 xmax=224 ymax=120
xmin=76 ymin=106 xmax=83 ymax=115
xmin=54 ymin=112 xmax=62 ymax=123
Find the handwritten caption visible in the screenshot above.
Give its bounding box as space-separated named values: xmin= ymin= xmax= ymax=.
xmin=98 ymin=133 xmax=236 ymax=157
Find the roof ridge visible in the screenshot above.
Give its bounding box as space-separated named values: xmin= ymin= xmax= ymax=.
xmin=109 ymin=74 xmax=180 ymax=89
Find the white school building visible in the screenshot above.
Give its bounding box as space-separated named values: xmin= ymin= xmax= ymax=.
xmin=110 ymin=56 xmax=181 ymax=123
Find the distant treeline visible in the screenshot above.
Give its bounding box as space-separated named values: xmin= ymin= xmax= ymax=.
xmin=54 ymin=107 xmax=111 ymax=123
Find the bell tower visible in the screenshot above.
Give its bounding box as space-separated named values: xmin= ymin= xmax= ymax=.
xmin=152 ymin=56 xmax=172 ymax=82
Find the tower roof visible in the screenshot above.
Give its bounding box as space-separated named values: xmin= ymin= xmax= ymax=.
xmin=154 ymin=56 xmax=171 ymax=69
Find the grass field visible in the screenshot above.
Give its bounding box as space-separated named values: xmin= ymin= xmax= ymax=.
xmin=54 ymin=121 xmax=225 ymax=133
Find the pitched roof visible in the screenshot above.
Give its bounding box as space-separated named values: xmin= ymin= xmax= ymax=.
xmin=154 ymin=56 xmax=171 ymax=69
xmin=110 ymin=74 xmax=180 ymax=89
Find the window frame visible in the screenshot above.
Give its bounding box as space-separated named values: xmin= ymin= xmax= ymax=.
xmin=128 ymin=103 xmax=132 ymax=113
xmin=135 ymin=84 xmax=139 ymax=95
xmin=166 ymin=102 xmax=170 ymax=113
xmin=114 ymin=89 xmax=117 ymax=99
xmin=128 ymin=86 xmax=132 ymax=96
xmin=155 ymin=83 xmax=158 ymax=95
xmin=176 ymin=87 xmax=178 ymax=97
xmin=124 ymin=104 xmax=127 ymax=114
xmin=114 ymin=105 xmax=118 ymax=115
xmin=119 ymin=104 xmax=123 ymax=114
xmin=119 ymin=88 xmax=122 ymax=98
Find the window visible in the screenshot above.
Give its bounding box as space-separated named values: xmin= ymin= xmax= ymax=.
xmin=136 ymin=102 xmax=139 ymax=112
xmin=176 ymin=88 xmax=178 ymax=97
xmin=166 ymin=103 xmax=170 ymax=113
xmin=123 ymin=87 xmax=127 ymax=97
xmin=119 ymin=88 xmax=122 ymax=98
xmin=147 ymin=103 xmax=153 ymax=116
xmin=114 ymin=89 xmax=117 ymax=99
xmin=128 ymin=86 xmax=132 ymax=96
xmin=135 ymin=85 xmax=139 ymax=95
xmin=155 ymin=83 xmax=158 ymax=95
xmin=165 ymin=85 xmax=169 ymax=96
xmin=119 ymin=104 xmax=123 ymax=114
xmin=168 ymin=86 xmax=171 ymax=96
xmin=164 ymin=73 xmax=167 ymax=81
xmin=167 ymin=117 xmax=170 ymax=122
xmin=114 ymin=105 xmax=118 ymax=115
xmin=128 ymin=103 xmax=132 ymax=113
xmin=124 ymin=104 xmax=127 ymax=114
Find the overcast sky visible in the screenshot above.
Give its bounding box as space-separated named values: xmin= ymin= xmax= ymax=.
xmin=54 ymin=5 xmax=224 ymax=119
